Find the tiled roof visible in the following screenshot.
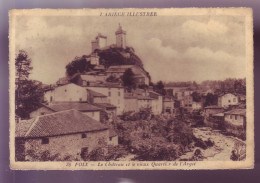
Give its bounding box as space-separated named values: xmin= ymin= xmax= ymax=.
xmin=87 ymin=82 xmax=123 ymax=88
xmin=24 ymin=110 xmax=108 ymax=138
xmin=219 ymin=93 xmax=237 ymax=97
xmin=137 ymin=96 xmax=154 ymax=100
xmin=87 ymin=89 xmax=107 ymax=97
xmin=94 ymin=103 xmax=117 ymax=109
xmin=224 ymin=109 xmax=246 ymax=116
xmin=212 ymin=113 xmax=224 ymax=117
xmin=205 ymin=105 xmax=223 ymax=109
xmin=15 ymin=118 xmax=36 ymax=137
xmin=94 ymin=65 xmax=105 ymax=70
xmin=106 ymin=65 xmax=134 ymax=73
xmin=48 ymin=102 xmax=102 ymax=112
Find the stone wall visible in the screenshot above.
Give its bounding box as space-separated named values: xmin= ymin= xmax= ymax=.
xmin=24 ymin=129 xmax=109 ymax=161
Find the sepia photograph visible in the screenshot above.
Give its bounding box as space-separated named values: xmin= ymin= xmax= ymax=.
xmin=9 ymin=8 xmax=254 ymax=170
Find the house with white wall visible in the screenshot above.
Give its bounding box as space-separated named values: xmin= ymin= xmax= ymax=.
xmin=86 ymin=83 xmax=125 ymax=115
xmin=224 ymin=109 xmax=246 ymax=127
xmin=218 ymin=93 xmax=238 ymax=107
xmin=44 ymin=83 xmax=88 ymax=104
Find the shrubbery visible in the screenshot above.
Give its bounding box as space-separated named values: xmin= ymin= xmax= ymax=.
xmin=115 ymin=113 xmax=199 ymax=161
xmin=222 ymin=121 xmax=246 ymax=140
xmin=120 ymin=107 xmax=152 ymax=121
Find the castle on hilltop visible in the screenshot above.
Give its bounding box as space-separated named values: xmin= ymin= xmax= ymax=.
xmin=91 ymin=24 xmax=127 ymax=52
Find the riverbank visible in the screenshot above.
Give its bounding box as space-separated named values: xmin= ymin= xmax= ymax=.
xmin=178 ymin=127 xmax=246 ymax=161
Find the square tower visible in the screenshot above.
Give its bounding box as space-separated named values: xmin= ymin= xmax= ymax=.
xmin=91 ymin=33 xmax=107 ymax=52
xmin=115 ymin=24 xmax=126 ymax=49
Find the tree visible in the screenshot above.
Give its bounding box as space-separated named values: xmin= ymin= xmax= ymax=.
xmin=234 ymin=80 xmax=246 ymax=95
xmin=191 ymin=92 xmax=201 ymax=102
xmin=154 ymin=81 xmax=166 ymax=95
xmin=65 ymin=55 xmax=93 ymax=77
xmin=15 ymin=50 xmax=32 ymax=102
xmin=15 ymin=50 xmax=44 ymax=119
xmin=204 ymin=93 xmax=218 ymax=107
xmin=15 ymin=50 xmax=33 ymax=80
xmin=121 ymin=68 xmax=136 ymax=91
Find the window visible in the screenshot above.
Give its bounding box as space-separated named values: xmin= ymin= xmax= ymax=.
xmin=228 ymin=100 xmax=231 ymax=103
xmin=41 ymin=138 xmax=49 ymax=144
xmin=87 ymin=81 xmax=90 ymax=86
xmin=108 ymin=91 xmax=111 ymax=96
xmin=50 ymin=96 xmax=53 ymax=102
xmin=230 ymin=115 xmax=232 ymax=119
xmin=235 ymin=115 xmax=237 ymax=120
xmin=81 ymin=133 xmax=87 ymax=138
xmin=233 ymin=98 xmax=236 ymax=102
xmin=65 ymin=89 xmax=67 ymax=92
xmin=80 ymin=147 xmax=88 ymax=159
xmin=109 ymin=137 xmax=113 ymax=141
xmin=40 ymin=112 xmax=45 ymax=115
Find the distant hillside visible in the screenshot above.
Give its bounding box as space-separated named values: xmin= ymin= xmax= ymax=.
xmin=96 ymin=46 xmax=144 ymax=69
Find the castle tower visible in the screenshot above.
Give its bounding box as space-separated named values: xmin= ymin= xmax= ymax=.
xmin=115 ymin=24 xmax=126 ymax=49
xmin=91 ymin=33 xmax=107 ymax=52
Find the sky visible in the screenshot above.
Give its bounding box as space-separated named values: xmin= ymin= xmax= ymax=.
xmin=14 ymin=14 xmax=246 ymax=84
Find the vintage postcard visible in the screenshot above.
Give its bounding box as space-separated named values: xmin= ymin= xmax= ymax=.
xmin=9 ymin=8 xmax=254 ymax=170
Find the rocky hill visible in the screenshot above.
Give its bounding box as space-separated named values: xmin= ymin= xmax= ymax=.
xmin=95 ymin=46 xmax=144 ymax=69
xmin=66 ymin=46 xmax=147 ymax=77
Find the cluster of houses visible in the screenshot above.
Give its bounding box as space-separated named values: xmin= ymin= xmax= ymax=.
xmin=15 ymin=24 xmax=158 ymax=161
xmin=15 ymin=24 xmax=247 ymax=161
xmin=165 ymin=84 xmax=246 ymax=138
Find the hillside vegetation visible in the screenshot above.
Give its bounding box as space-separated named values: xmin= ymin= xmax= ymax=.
xmin=66 ymin=47 xmax=145 ymax=77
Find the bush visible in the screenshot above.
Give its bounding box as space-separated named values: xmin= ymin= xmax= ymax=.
xmin=222 ymin=121 xmax=246 ymax=140
xmin=120 ymin=107 xmax=152 ymax=121
xmin=194 ymin=138 xmax=207 ymax=150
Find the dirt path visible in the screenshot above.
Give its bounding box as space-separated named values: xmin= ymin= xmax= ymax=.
xmin=179 ymin=127 xmax=245 ymax=161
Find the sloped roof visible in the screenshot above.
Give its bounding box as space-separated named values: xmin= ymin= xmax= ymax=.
xmin=137 ymin=96 xmax=154 ymax=100
xmin=212 ymin=113 xmax=224 ymax=117
xmin=87 ymin=82 xmax=123 ymax=88
xmin=87 ymin=89 xmax=107 ymax=97
xmin=94 ymin=103 xmax=117 ymax=109
xmin=94 ymin=65 xmax=105 ymax=70
xmin=219 ymin=93 xmax=237 ymax=97
xmin=204 ymin=105 xmax=223 ymax=109
xmin=224 ymin=109 xmax=246 ymax=116
xmin=23 ymin=110 xmax=108 ymax=138
xmin=48 ymin=102 xmax=102 ymax=112
xmin=15 ymin=118 xmax=36 ymax=138
xmin=106 ymin=65 xmax=135 ymax=73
